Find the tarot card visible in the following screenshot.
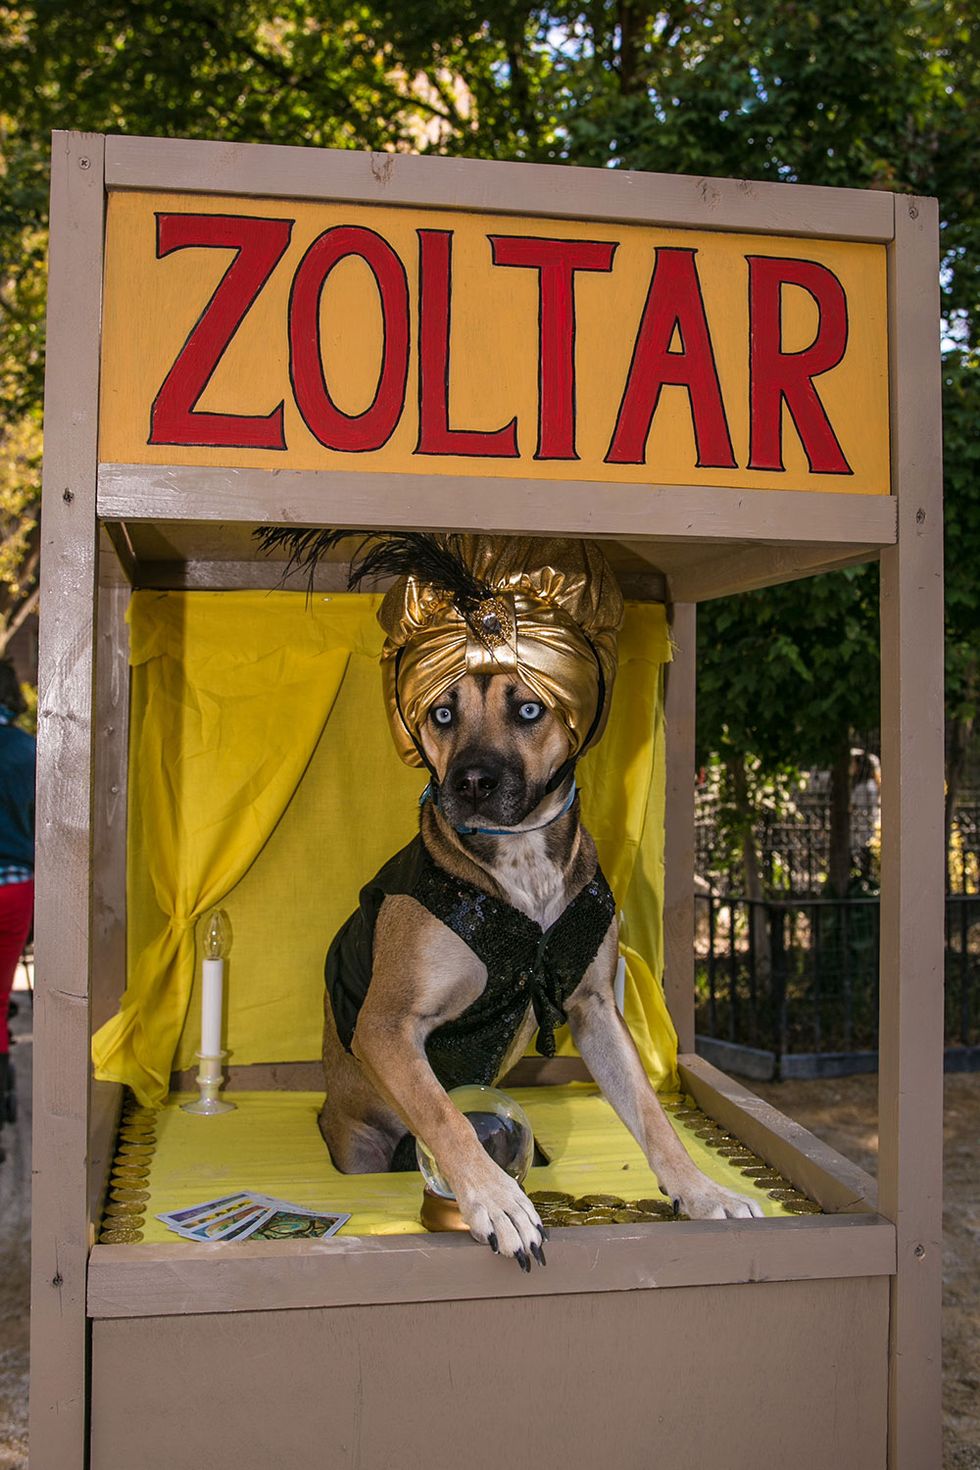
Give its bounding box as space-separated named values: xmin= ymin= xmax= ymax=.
xmin=247 ymin=1207 xmax=349 ymax=1241
xmin=157 ymin=1192 xmax=259 ymax=1235
xmin=177 ymin=1205 xmax=275 ymax=1242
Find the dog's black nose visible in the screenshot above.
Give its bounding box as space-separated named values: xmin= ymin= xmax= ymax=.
xmin=455 ymin=767 xmax=499 ymax=802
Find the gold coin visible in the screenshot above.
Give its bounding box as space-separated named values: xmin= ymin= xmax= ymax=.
xmin=562 ymin=1214 xmax=587 ymax=1226
xmin=110 ymin=1188 xmax=150 ymax=1203
xmin=118 ymin=1144 xmax=154 ymax=1156
xmin=672 ymin=1109 xmax=703 ymax=1121
xmin=726 ymin=1155 xmax=763 ymax=1168
xmin=782 ymin=1200 xmax=822 ymax=1215
xmin=119 ymin=1127 xmax=156 ymax=1141
xmin=767 ymin=1188 xmax=808 ymax=1202
xmin=112 ymin=1166 xmax=150 ymax=1180
xmin=544 ymin=1210 xmax=572 ymax=1227
xmin=740 ymin=1165 xmax=779 ymax=1179
xmin=99 ymin=1228 xmax=143 ymax=1244
xmin=104 ymin=1201 xmax=146 ymax=1217
xmin=581 ymin=1209 xmax=616 ymax=1224
xmin=634 ymin=1196 xmax=670 ymax=1212
xmin=694 ymin=1127 xmax=724 ymax=1140
xmin=574 ymin=1194 xmax=624 ymax=1210
xmin=612 ymin=1208 xmax=646 ymax=1223
xmin=528 ymin=1191 xmax=575 ymax=1206
xmin=716 ymin=1143 xmax=753 ymax=1156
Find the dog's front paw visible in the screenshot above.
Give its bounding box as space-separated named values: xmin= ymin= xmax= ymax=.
xmin=661 ymin=1170 xmax=765 ymax=1221
xmin=455 ymin=1167 xmax=547 ymax=1272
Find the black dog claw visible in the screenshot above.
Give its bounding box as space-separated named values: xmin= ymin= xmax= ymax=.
xmin=488 ymin=1232 xmax=499 ymax=1254
xmin=530 ymin=1241 xmax=546 ymax=1267
xmin=516 ymin=1248 xmax=531 ymax=1273
xmin=672 ymin=1197 xmax=681 ymax=1217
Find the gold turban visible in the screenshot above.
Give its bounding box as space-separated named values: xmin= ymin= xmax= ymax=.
xmin=379 ymin=536 xmax=624 ymax=768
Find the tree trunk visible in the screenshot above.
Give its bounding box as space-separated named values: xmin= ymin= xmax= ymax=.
xmin=828 ymin=738 xmax=852 ymax=897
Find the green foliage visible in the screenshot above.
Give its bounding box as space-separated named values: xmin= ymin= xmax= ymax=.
xmin=696 ymin=566 xmax=880 ymax=772
xmin=942 ymin=351 xmax=980 ymax=722
xmin=0 ymin=0 xmax=977 ymax=802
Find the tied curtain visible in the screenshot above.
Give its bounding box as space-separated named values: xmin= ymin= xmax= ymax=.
xmin=92 ymin=591 xmax=678 ymax=1106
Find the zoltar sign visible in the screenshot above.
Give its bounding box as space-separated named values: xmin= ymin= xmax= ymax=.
xmin=100 ymin=192 xmax=890 ymax=495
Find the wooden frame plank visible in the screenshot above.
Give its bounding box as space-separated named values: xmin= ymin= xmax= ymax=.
xmin=30 ymin=130 xmax=105 ymax=1470
xmin=87 ymin=1211 xmax=895 ymax=1320
xmin=97 ymin=465 xmax=898 ymax=547
xmin=663 ymin=603 xmax=696 ymax=1050
xmin=878 ymin=194 xmax=945 ymax=1470
xmin=91 ymin=576 xmax=130 ymax=1033
xmin=104 ymin=134 xmax=897 ymax=243
xmin=167 ymin=1055 xmax=591 ymax=1093
xmin=680 ymin=1056 xmax=878 ymax=1215
xmin=670 ymin=542 xmax=881 ymax=603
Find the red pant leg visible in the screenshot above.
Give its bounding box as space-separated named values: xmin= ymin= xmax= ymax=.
xmin=0 ymin=880 xmax=33 ymax=1054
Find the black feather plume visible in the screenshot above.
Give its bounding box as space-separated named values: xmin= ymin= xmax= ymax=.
xmin=253 ymin=526 xmax=495 ymax=633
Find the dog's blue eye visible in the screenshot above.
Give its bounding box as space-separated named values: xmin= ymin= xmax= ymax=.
xmin=432 ymin=707 xmax=453 ymax=726
xmin=518 ymin=702 xmax=543 ymax=722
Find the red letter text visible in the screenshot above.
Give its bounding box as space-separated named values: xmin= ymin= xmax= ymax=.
xmin=150 ymin=213 xmax=293 ymax=449
xmin=748 ymin=256 xmax=852 ymax=474
xmin=490 ymin=235 xmax=617 ymax=459
xmin=289 ymin=226 xmax=410 ymax=453
xmin=416 ymin=230 xmax=518 ymax=458
xmin=606 ymin=248 xmax=735 ymax=468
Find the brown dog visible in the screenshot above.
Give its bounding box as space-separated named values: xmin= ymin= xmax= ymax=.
xmin=317 ymin=671 xmax=763 ymax=1268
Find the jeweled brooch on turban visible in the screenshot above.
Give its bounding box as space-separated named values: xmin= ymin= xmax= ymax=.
xmin=254 ymin=528 xmax=624 ymax=770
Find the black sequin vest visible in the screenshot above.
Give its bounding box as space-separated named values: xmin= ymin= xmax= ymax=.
xmin=325 ymin=833 xmax=616 ymax=1094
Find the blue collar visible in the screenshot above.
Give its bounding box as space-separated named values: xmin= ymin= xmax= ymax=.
xmin=420 ymin=777 xmax=578 ymax=837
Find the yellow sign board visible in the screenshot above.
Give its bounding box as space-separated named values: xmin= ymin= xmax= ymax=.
xmin=100 ymin=191 xmax=890 ymax=494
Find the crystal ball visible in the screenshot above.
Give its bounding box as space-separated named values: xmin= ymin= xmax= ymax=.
xmin=416 ymin=1085 xmax=534 ymax=1199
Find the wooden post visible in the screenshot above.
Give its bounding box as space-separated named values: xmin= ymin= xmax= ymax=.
xmin=878 ymin=193 xmax=945 ymax=1468
xmin=663 ymin=602 xmax=697 ymax=1053
xmin=91 ymin=564 xmax=131 ymax=1034
xmin=29 ymin=130 xmax=105 ymax=1470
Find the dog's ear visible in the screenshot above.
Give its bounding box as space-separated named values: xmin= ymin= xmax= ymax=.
xmin=253 ymin=527 xmax=494 ymax=632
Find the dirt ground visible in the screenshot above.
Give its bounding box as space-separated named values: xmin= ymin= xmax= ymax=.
xmin=1 ymin=1002 xmax=976 ymax=1468
xmin=754 ymin=1070 xmax=980 ymax=1470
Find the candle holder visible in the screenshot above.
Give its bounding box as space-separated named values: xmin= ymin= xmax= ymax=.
xmin=181 ymin=1050 xmax=236 ymax=1115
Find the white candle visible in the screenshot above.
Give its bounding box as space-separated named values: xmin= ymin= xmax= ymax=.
xmin=201 ymin=956 xmax=224 ymax=1055
xmin=200 ymin=908 xmax=232 ymax=1056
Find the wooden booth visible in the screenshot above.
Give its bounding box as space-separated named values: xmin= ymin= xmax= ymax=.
xmin=31 ymin=132 xmax=944 ymax=1470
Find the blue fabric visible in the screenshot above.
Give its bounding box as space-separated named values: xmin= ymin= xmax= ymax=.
xmin=0 ymin=723 xmax=36 ymax=872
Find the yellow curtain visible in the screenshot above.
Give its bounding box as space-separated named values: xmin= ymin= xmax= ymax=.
xmin=92 ymin=592 xmax=677 ymax=1104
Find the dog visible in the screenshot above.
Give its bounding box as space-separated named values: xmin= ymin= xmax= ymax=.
xmin=316 ymin=673 xmax=763 ymax=1268
xmin=254 ymin=526 xmax=763 ymax=1269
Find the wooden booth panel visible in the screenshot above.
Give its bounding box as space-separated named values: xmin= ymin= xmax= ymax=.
xmin=90 ymin=1276 xmax=889 ymax=1470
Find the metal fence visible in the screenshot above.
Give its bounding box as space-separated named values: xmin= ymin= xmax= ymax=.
xmin=695 ymin=892 xmax=980 ymax=1060
xmin=695 ymin=789 xmax=980 ymax=899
